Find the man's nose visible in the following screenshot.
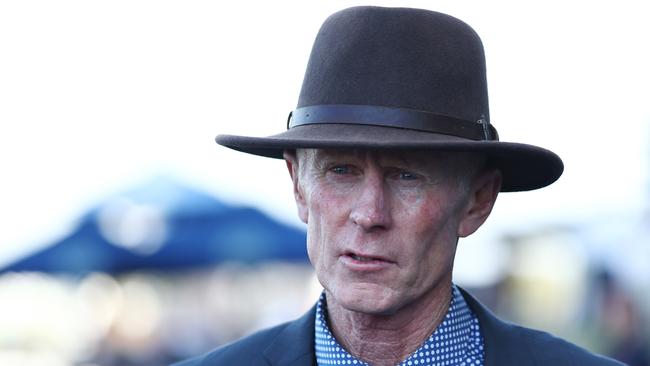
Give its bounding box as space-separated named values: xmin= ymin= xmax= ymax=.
xmin=348 ymin=174 xmax=392 ymax=231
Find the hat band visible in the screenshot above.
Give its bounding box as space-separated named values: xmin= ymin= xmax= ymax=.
xmin=287 ymin=105 xmax=498 ymax=141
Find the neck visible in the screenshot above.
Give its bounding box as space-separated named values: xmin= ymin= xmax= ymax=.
xmin=325 ymin=282 xmax=453 ymax=366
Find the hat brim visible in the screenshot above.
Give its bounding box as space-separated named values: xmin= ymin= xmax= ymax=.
xmin=216 ymin=124 xmax=563 ymax=192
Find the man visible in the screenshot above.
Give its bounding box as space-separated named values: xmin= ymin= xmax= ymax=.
xmin=175 ymin=6 xmax=624 ymax=366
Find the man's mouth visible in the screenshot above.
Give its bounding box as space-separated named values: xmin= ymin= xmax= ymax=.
xmin=341 ymin=252 xmax=394 ymax=271
xmin=344 ymin=252 xmax=393 ymax=263
xmin=349 ymin=254 xmax=375 ymax=262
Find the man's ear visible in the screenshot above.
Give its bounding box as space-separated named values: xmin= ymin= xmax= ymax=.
xmin=283 ymin=150 xmax=309 ymax=223
xmin=458 ymin=168 xmax=502 ymax=237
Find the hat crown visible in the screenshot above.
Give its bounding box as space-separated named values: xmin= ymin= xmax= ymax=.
xmin=298 ymin=6 xmax=490 ymax=124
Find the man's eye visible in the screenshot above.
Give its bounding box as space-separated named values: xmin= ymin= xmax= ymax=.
xmin=399 ymin=172 xmax=419 ymax=180
xmin=330 ymin=166 xmax=350 ymax=174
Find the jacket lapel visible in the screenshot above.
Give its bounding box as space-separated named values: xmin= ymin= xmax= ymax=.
xmin=262 ymin=304 xmax=317 ymax=366
xmin=459 ymin=287 xmax=533 ymax=366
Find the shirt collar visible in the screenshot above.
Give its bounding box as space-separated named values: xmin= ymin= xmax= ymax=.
xmin=314 ymin=284 xmax=485 ymax=366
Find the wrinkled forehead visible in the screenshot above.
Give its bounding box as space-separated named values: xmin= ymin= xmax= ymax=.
xmin=296 ymin=148 xmax=482 ymax=168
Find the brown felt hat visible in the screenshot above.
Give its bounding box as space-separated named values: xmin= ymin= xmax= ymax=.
xmin=216 ymin=6 xmax=563 ymax=192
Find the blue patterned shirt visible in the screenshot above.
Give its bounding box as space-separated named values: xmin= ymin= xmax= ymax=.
xmin=315 ymin=285 xmax=485 ymax=366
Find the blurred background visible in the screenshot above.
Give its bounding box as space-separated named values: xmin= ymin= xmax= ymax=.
xmin=0 ymin=1 xmax=648 ymax=365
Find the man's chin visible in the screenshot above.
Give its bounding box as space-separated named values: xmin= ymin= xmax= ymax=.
xmin=331 ymin=286 xmax=400 ymax=316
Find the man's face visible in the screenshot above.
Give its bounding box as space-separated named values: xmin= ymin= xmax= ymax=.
xmin=286 ymin=149 xmax=499 ymax=316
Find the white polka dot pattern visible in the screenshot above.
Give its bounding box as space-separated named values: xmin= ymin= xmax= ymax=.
xmin=314 ymin=285 xmax=485 ymax=366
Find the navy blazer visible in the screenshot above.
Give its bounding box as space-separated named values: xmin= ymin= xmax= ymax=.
xmin=172 ymin=288 xmax=625 ymax=366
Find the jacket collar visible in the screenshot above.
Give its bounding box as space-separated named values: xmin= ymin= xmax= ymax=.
xmin=258 ymin=288 xmax=531 ymax=366
xmin=262 ymin=304 xmax=317 ymax=366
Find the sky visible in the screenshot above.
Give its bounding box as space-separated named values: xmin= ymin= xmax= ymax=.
xmin=0 ymin=1 xmax=648 ymax=268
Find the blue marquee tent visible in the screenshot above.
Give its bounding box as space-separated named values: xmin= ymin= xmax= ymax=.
xmin=1 ymin=178 xmax=308 ymax=274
